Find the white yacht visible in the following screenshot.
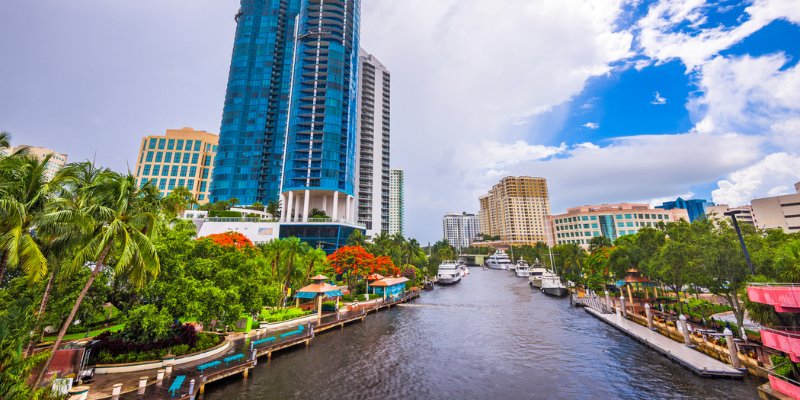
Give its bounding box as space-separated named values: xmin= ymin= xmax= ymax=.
xmin=514 ymin=260 xmax=530 ymax=277
xmin=437 ymin=260 xmax=463 ymax=285
xmin=540 ymin=271 xmax=568 ymax=297
xmin=485 ymin=250 xmax=513 ymax=270
xmin=528 ymin=259 xmax=547 ymax=288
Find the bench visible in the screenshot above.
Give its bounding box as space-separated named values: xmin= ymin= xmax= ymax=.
xmin=223 ymin=354 xmax=244 ymax=364
xmin=196 ymin=360 xmax=221 ymax=372
xmin=279 ymin=326 xmax=304 ymax=339
xmin=253 ymin=336 xmax=277 ymax=346
xmin=168 ymin=375 xmax=186 ymax=397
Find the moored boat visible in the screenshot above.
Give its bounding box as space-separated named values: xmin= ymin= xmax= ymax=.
xmin=541 ymin=271 xmax=568 ymax=297
xmin=437 ymin=260 xmax=463 ymax=285
xmin=485 ymin=250 xmax=513 ymax=270
xmin=528 ymin=259 xmax=547 ymax=288
xmin=514 ymin=260 xmax=530 ymax=277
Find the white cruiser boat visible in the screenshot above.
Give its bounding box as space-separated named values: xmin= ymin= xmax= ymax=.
xmin=437 ymin=260 xmax=463 ymax=285
xmin=528 ymin=259 xmax=547 ymax=288
xmin=485 ymin=251 xmax=513 ymax=270
xmin=514 ymin=260 xmax=530 ymax=277
xmin=540 ymin=271 xmax=568 ymax=297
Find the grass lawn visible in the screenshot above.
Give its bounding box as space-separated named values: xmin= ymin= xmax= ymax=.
xmin=42 ymin=323 xmax=125 ymax=342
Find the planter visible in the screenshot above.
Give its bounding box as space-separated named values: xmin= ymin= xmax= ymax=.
xmin=93 ymin=336 xmax=229 ymax=374
xmin=259 ymin=314 xmax=317 ymax=331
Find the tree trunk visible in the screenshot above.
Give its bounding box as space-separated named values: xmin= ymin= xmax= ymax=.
xmin=33 ymin=245 xmax=110 ymax=387
xmin=674 ymin=289 xmax=683 ymax=314
xmin=26 ymin=270 xmax=57 ymax=356
xmin=280 ymin=259 xmax=295 ymax=307
xmin=731 ymin=293 xmax=746 ymax=338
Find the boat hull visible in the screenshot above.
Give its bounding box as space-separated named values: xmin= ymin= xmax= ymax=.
xmin=542 ymin=287 xmax=568 ymax=297
xmin=529 ymin=278 xmax=543 ymax=288
xmin=437 ymin=275 xmax=462 ymax=285
xmin=485 ymin=263 xmax=507 ymax=270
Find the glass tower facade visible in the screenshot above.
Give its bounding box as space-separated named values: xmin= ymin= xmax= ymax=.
xmin=656 ymin=197 xmax=714 ymax=222
xmin=212 ymin=0 xmax=361 ymax=206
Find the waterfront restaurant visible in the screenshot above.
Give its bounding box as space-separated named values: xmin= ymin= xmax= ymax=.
xmin=296 ymin=275 xmax=344 ymax=321
xmin=615 ymin=269 xmax=656 ymax=305
xmin=369 ymin=277 xmax=410 ymax=300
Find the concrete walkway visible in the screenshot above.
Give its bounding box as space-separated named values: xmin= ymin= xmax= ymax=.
xmin=586 ymin=308 xmax=744 ymax=378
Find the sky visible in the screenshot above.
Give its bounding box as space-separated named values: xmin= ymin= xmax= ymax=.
xmin=1 ymin=0 xmax=800 ymax=244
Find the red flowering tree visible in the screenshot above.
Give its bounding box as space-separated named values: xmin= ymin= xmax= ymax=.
xmin=328 ymin=246 xmax=375 ymax=293
xmin=373 ymin=256 xmax=400 ymax=277
xmin=201 ymin=232 xmax=254 ymax=249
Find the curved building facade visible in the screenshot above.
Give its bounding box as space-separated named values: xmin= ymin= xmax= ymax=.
xmin=212 ymin=0 xmax=361 ymax=222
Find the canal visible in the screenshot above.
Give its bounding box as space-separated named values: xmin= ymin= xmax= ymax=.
xmin=206 ymin=268 xmax=762 ymax=399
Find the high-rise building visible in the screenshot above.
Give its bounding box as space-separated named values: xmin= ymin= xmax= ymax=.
xmin=443 ymin=212 xmax=480 ymax=251
xmin=550 ymin=203 xmax=689 ymax=249
xmin=656 ymin=197 xmax=715 ymax=222
xmin=211 ymin=0 xmax=363 ymax=252
xmin=751 ymin=182 xmax=800 ymax=233
xmin=389 ymin=169 xmax=404 ymax=235
xmin=11 ymin=145 xmax=67 ymax=181
xmin=134 ymin=127 xmax=218 ymax=204
xmin=356 ymin=49 xmax=391 ymax=238
xmin=705 ymin=204 xmax=755 ymax=227
xmin=478 ymin=176 xmax=551 ymax=246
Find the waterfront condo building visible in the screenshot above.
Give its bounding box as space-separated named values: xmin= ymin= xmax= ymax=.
xmin=210 ymin=0 xmax=363 ymax=252
xmin=134 ymin=127 xmax=218 ymax=204
xmin=389 ymin=169 xmax=404 ymax=235
xmin=356 ymin=49 xmax=391 ymax=238
xmin=656 ymin=197 xmax=715 ymax=222
xmin=751 ymin=182 xmax=800 ymax=233
xmin=551 ymin=203 xmax=689 ymax=249
xmin=11 ymin=145 xmax=67 ymax=181
xmin=705 ymin=204 xmax=755 ymax=227
xmin=443 ymin=212 xmax=480 ymax=251
xmin=478 ymin=176 xmax=551 ymax=246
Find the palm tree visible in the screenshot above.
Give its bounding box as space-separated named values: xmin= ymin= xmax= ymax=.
xmin=0 ymin=154 xmax=64 ymax=284
xmin=303 ymin=247 xmax=328 ymax=281
xmin=34 ymin=172 xmax=161 ymax=386
xmin=266 ymin=200 xmax=280 ymax=219
xmin=0 ymin=131 xmax=10 ymax=150
xmin=278 ymin=238 xmax=310 ymax=306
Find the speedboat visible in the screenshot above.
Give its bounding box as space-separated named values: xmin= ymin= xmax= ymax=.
xmin=437 ymin=260 xmax=463 ymax=285
xmin=540 ymin=271 xmax=568 ymax=297
xmin=514 ymin=260 xmax=530 ymax=277
xmin=528 ymin=259 xmax=547 ymax=288
xmin=485 ymin=250 xmax=513 ymax=270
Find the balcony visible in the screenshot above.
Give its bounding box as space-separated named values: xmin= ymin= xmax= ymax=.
xmin=762 ymin=328 xmax=800 ymax=362
xmin=769 ymin=374 xmax=800 ymax=399
xmin=747 ymin=284 xmax=800 ymax=312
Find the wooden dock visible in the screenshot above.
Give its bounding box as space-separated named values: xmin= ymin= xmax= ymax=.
xmin=585 ymin=307 xmax=744 ymax=379
xmin=113 ymin=290 xmax=420 ymax=399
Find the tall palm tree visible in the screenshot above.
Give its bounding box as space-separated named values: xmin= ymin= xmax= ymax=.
xmin=34 ymin=172 xmax=161 ymax=386
xmin=303 ymin=247 xmax=328 ymax=281
xmin=0 ymin=131 xmax=10 ymax=150
xmin=278 ymin=238 xmax=310 ymax=306
xmin=0 ymin=154 xmax=64 ymax=284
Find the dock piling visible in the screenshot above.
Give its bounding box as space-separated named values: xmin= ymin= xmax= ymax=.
xmin=679 ymin=315 xmax=692 ymax=347
xmin=645 ymin=303 xmax=654 ymax=330
xmin=724 ymin=328 xmax=741 ymax=369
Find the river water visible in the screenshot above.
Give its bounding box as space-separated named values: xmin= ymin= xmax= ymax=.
xmin=206 ymin=268 xmax=761 ymax=399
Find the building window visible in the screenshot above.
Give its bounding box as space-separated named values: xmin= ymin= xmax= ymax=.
xmin=177 ymin=139 xmax=184 ymax=150
xmin=167 ymin=139 xmax=175 ymax=150
xmin=191 ymin=153 xmax=199 ymax=164
xmin=189 ymin=166 xmax=197 ymax=176
xmin=158 ymin=138 xmax=165 ymax=149
xmin=183 ymin=153 xmax=191 ymax=163
xmin=178 ymin=179 xmax=185 ymax=188
xmin=168 ymin=179 xmax=176 ymax=190
xmin=159 ymin=179 xmax=167 ymax=190
xmin=148 ymin=138 xmax=157 ymax=149
xmin=164 ymin=152 xmax=172 ymax=163
xmin=180 ymin=166 xmax=187 ymax=177
xmin=194 ymin=141 xmax=201 ymax=151
xmin=155 ymin=152 xmax=163 ymax=162
xmin=152 ymin=165 xmax=161 ymax=176
xmin=142 ymin=165 xmax=151 ymax=175
xmin=187 ymin=179 xmax=195 ymax=190
xmin=171 ymin=166 xmax=179 ymax=176
xmin=145 ymin=151 xmax=154 ymax=162
xmin=627 ymin=222 xmax=633 ymax=227
xmin=625 ymin=214 xmax=632 ymax=219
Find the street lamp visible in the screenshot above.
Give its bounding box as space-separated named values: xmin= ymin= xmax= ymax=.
xmin=724 ymin=211 xmax=755 ymax=275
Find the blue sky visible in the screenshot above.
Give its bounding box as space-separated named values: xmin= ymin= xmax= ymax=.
xmin=1 ymin=0 xmax=800 ymax=243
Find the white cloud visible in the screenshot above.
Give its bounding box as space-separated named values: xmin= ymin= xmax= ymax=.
xmin=650 ymin=91 xmax=667 ymax=105
xmin=637 ymin=0 xmax=800 ymax=69
xmin=712 ymin=153 xmax=800 ymax=206
xmin=467 ymin=141 xmax=566 ymax=170
xmin=583 ymin=122 xmax=600 ymax=129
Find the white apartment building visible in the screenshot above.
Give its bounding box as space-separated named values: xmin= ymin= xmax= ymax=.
xmin=389 ymin=169 xmax=404 ymax=236
xmin=443 ymin=212 xmax=480 ymax=251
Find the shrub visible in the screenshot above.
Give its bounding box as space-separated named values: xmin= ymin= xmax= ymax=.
xmin=123 ymin=305 xmax=173 ymax=342
xmin=258 ymin=307 xmax=312 ymax=323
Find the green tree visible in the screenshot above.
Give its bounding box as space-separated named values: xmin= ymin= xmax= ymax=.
xmin=0 ymin=131 xmax=9 ymax=150
xmin=588 ymin=236 xmax=612 ymax=253
xmin=35 ymin=172 xmax=161 ymax=386
xmin=652 ymin=221 xmax=697 ymax=314
xmin=346 ymin=229 xmax=365 ymax=247
xmin=162 ymin=186 xmax=195 ymax=216
xmin=266 ymin=200 xmax=280 ymax=218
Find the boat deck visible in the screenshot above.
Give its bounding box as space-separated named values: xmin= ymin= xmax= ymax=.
xmin=585 ymin=307 xmax=744 ymax=379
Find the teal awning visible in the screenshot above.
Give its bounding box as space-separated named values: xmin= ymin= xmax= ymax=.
xmin=295 ymin=292 xmax=317 ymax=299
xmin=324 ymin=290 xmax=343 ymax=298
xmin=615 ymin=280 xmax=626 ymax=288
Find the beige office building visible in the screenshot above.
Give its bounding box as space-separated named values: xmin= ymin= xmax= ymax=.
xmin=751 ymin=182 xmax=800 ymax=233
xmin=134 ymin=127 xmax=218 ymax=204
xmin=478 ymin=176 xmax=551 ymax=246
xmin=12 ymin=145 xmax=68 ymax=181
xmin=551 ymin=203 xmax=689 ymax=249
xmin=705 ymin=205 xmax=755 ymax=227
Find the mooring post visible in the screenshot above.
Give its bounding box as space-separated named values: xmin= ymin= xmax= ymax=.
xmin=604 ymin=291 xmax=610 ymax=308
xmin=619 ymin=296 xmax=627 ymax=318
xmin=724 ymin=328 xmax=741 ymax=369
xmin=645 ymin=303 xmax=654 ymax=330
xmin=188 ymin=379 xmax=195 ymax=396
xmin=680 ymin=314 xmax=692 ymax=347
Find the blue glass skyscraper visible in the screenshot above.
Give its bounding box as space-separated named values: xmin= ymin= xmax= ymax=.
xmin=212 ymin=0 xmax=360 ymax=214
xmin=656 ymin=197 xmax=714 ymax=222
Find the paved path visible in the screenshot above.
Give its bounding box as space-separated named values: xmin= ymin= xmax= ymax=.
xmin=586 ymin=307 xmax=744 ymax=378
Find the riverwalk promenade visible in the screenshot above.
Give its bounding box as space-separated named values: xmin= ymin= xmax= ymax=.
xmin=585 ymin=307 xmax=744 ymax=378
xmin=81 ymin=290 xmax=420 ymax=400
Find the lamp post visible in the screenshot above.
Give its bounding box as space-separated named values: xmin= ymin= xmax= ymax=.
xmin=724 ymin=211 xmax=755 ymax=275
